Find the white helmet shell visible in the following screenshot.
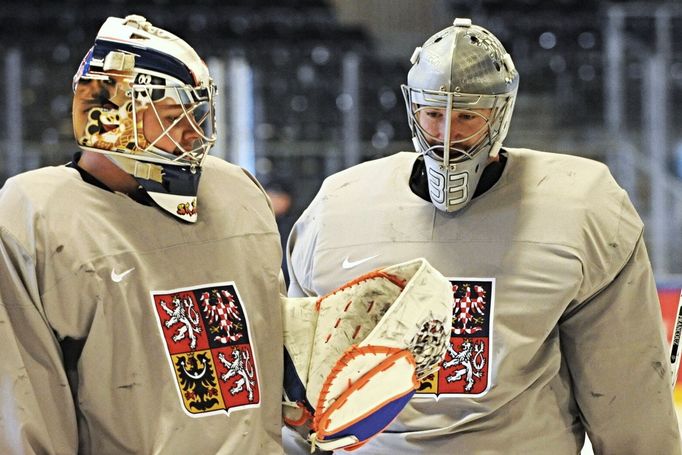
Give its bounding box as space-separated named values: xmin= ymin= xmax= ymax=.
xmin=402 ymin=18 xmax=519 ymax=212
xmin=96 ymin=15 xmax=211 ymax=88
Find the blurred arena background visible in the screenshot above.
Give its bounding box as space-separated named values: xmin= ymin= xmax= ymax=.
xmin=0 ymin=0 xmax=680 ymax=448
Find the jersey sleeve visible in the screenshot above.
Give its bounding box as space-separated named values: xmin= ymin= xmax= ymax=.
xmin=286 ymin=194 xmax=322 ymax=298
xmin=0 ymin=227 xmax=78 ymax=454
xmin=559 ymin=234 xmax=681 ymax=454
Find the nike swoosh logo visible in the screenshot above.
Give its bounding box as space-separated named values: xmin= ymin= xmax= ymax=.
xmin=342 ymin=255 xmax=379 ymax=270
xmin=111 ymin=267 xmax=136 ymax=283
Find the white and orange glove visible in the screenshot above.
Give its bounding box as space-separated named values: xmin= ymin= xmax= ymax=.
xmin=282 ymin=258 xmax=452 ymax=452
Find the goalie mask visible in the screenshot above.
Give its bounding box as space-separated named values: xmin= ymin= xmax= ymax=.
xmin=402 ymin=18 xmax=519 ymax=212
xmin=72 ymin=15 xmax=216 ymax=222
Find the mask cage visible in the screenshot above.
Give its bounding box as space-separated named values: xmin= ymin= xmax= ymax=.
xmin=402 ymin=85 xmax=514 ymax=166
xmin=130 ymin=82 xmax=216 ymax=167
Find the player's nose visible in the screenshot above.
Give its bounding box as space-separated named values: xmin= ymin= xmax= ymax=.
xmin=433 ymin=122 xmax=460 ymax=142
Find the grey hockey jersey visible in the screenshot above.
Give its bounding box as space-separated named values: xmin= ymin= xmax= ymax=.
xmin=0 ymin=155 xmax=284 ymax=454
xmin=287 ymin=149 xmax=681 ymax=454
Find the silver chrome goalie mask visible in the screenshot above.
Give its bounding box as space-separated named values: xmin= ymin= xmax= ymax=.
xmin=72 ymin=15 xmax=217 ymax=222
xmin=402 ymin=18 xmax=519 ymax=212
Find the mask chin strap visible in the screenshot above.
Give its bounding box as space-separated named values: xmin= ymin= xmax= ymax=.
xmin=412 ymin=136 xmax=421 ymax=153
xmin=107 ymin=154 xmax=164 ymax=183
xmin=489 ymin=141 xmax=502 ymax=159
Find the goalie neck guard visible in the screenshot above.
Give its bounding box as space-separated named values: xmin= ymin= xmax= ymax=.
xmin=401 ymin=18 xmax=519 ymax=213
xmin=72 ymin=15 xmax=217 ymax=222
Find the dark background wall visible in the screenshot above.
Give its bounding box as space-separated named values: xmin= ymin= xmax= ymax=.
xmin=0 ymin=0 xmax=680 ymax=278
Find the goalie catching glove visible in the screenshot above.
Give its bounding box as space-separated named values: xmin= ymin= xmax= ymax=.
xmin=282 ymin=258 xmax=452 ymax=451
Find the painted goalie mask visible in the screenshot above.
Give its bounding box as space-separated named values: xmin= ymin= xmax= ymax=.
xmin=72 ymin=15 xmax=216 ymax=222
xmin=402 ymin=18 xmax=519 ymax=212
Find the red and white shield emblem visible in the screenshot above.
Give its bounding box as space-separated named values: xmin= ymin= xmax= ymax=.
xmin=151 ymin=282 xmax=260 ymax=416
xmin=417 ymin=278 xmax=494 ymax=397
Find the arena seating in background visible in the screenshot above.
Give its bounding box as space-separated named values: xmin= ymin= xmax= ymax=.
xmin=1 ymin=0 xmax=681 ymax=259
